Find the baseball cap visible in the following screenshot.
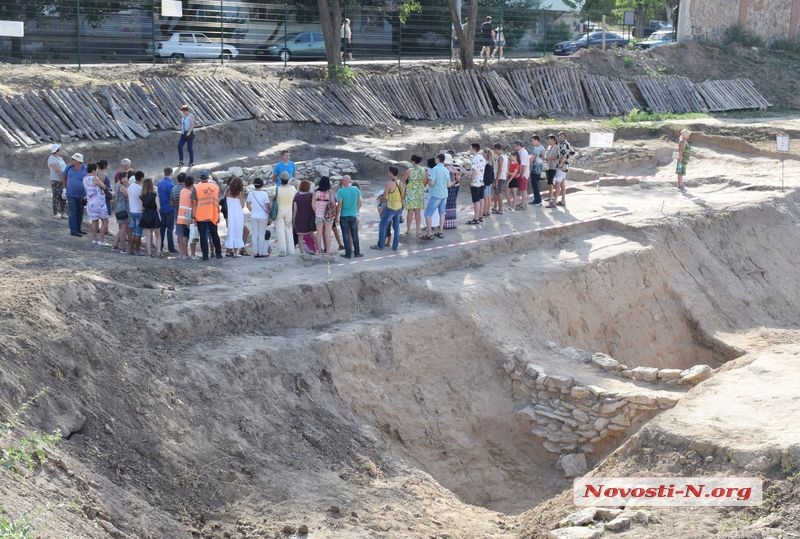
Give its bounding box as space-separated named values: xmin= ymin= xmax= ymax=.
xmin=444 ymin=154 xmax=454 ymax=165
xmin=200 ymin=170 xmax=210 ymax=177
xmin=50 ymin=143 xmax=61 ymax=153
xmin=71 ymin=152 xmax=84 ymax=163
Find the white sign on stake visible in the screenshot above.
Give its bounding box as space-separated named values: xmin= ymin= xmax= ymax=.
xmin=162 ymin=0 xmax=183 ymax=18
xmin=776 ymin=135 xmax=790 ymax=153
xmin=589 ymin=132 xmax=615 ymax=149
xmin=0 ymin=21 xmax=24 ymax=38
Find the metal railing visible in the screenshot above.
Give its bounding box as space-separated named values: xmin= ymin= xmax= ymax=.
xmin=0 ymin=1 xmax=617 ymax=66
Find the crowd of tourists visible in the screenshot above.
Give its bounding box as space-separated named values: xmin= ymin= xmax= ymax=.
xmin=47 ymin=131 xmax=576 ymax=260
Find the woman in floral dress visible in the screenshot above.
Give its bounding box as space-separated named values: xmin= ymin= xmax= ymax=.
xmin=402 ymin=154 xmax=426 ymax=237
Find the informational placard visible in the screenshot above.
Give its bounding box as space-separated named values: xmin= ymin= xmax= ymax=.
xmin=623 ymin=11 xmax=635 ymax=26
xmin=162 ymin=0 xmax=183 ymax=17
xmin=0 ymin=21 xmax=24 ymax=38
xmin=589 ymin=132 xmax=615 ymax=149
xmin=776 ymin=135 xmax=790 ymax=153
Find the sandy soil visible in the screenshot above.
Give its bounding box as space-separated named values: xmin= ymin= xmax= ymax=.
xmin=3 ymin=44 xmax=800 ymax=539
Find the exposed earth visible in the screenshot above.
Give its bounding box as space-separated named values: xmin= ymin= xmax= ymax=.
xmin=1 ymin=42 xmax=800 ymax=539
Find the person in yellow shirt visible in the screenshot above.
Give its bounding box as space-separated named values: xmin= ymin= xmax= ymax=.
xmin=192 ymin=171 xmax=222 ymax=260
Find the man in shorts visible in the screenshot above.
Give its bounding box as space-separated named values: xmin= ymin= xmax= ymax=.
xmin=545 ymin=134 xmax=559 ymax=205
xmin=480 ymin=17 xmax=494 ymax=61
xmin=467 ymin=143 xmax=486 ymax=224
xmin=423 ymin=154 xmax=450 ymax=239
xmin=513 ymin=140 xmax=529 ymax=211
xmin=492 ymin=143 xmax=508 ymax=214
xmin=554 ymin=131 xmax=572 ymax=207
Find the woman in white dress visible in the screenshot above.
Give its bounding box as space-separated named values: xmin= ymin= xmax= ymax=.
xmin=224 ymin=177 xmax=246 ymax=257
xmin=83 ymin=162 xmax=110 ymax=246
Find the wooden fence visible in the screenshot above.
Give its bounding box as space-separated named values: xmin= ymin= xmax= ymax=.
xmin=0 ymin=69 xmax=773 ymax=148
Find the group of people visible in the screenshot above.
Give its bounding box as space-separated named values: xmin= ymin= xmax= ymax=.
xmin=451 ymin=15 xmax=506 ymax=62
xmin=48 ymin=131 xmax=578 ymax=261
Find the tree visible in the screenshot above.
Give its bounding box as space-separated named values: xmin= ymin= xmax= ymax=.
xmin=316 ymin=0 xmax=343 ymax=71
xmin=448 ymin=0 xmax=477 ymax=70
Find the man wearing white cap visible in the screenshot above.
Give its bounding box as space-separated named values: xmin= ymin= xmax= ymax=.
xmin=64 ymin=152 xmax=88 ymax=236
xmin=47 ymin=143 xmax=67 ymax=218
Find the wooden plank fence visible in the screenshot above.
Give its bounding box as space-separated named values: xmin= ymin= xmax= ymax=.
xmin=694 ymin=79 xmax=771 ymax=112
xmin=0 ymin=70 xmax=774 ymax=147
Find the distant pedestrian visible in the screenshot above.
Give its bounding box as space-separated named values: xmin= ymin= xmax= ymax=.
xmin=47 ymin=143 xmax=66 ymax=219
xmin=246 ymin=177 xmax=271 ymax=258
xmin=676 ymin=129 xmax=691 ymax=192
xmin=64 ymin=152 xmax=87 ymax=237
xmin=273 ymin=150 xmax=296 ymax=184
xmin=480 ymin=16 xmax=495 ymax=61
xmin=224 ymin=177 xmax=246 ymax=257
xmin=341 ymin=18 xmax=353 ymax=61
xmin=492 ymin=25 xmax=506 ymax=60
xmin=177 ymin=104 xmax=196 ymax=167
xmin=157 ymin=167 xmax=178 ymax=254
xmin=337 ymin=175 xmax=363 ymax=258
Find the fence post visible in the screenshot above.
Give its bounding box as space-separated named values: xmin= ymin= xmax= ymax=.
xmin=151 ymin=0 xmax=156 ymax=66
xmin=283 ymin=0 xmax=288 ymax=70
xmin=220 ymin=0 xmax=224 ymax=65
xmin=397 ymin=13 xmax=402 ymax=73
xmin=76 ymin=0 xmax=82 ymax=68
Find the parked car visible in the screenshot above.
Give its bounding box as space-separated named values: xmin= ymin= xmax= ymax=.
xmin=638 ymin=29 xmax=675 ymax=49
xmin=257 ymin=32 xmax=326 ymax=62
xmin=553 ymin=32 xmax=629 ymax=56
xmin=642 ymin=21 xmax=673 ymax=38
xmin=148 ymin=32 xmax=239 ymax=60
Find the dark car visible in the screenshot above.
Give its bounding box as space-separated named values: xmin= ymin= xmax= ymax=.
xmin=643 ymin=21 xmax=673 ymax=38
xmin=553 ymin=32 xmax=629 ymax=56
xmin=257 ymin=32 xmax=325 ymax=62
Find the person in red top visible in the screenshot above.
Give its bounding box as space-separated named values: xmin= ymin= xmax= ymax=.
xmin=192 ymin=171 xmax=222 ymax=260
xmin=506 ymin=151 xmax=520 ymax=211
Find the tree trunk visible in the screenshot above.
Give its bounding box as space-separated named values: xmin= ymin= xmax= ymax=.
xmin=317 ymin=0 xmax=342 ymax=72
xmin=449 ymin=0 xmax=477 ymax=70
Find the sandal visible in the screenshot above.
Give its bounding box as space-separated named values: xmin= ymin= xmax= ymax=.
xmin=466 ymin=219 xmax=480 ymax=225
xmin=434 ymin=232 xmax=444 ymax=238
xmin=491 ymin=209 xmax=500 ymax=214
xmin=420 ymin=235 xmax=434 ymax=240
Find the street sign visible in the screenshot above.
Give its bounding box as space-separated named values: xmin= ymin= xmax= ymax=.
xmin=624 ymin=11 xmax=635 ymax=26
xmin=0 ymin=21 xmax=24 ymax=38
xmin=589 ymin=132 xmax=615 ymax=148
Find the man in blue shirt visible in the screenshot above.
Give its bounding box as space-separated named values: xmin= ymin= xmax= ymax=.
xmin=336 ymin=175 xmax=363 ymax=258
xmin=64 ymin=152 xmax=87 ymax=236
xmin=157 ymin=167 xmax=178 ymax=253
xmin=423 ymin=154 xmax=451 ymax=240
xmin=273 ymin=150 xmax=296 ymax=183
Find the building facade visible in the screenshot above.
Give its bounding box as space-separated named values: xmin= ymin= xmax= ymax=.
xmin=678 ymin=0 xmax=800 ymax=43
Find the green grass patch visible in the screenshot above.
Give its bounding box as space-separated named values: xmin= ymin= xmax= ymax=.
xmin=605 ymin=109 xmax=706 ymax=128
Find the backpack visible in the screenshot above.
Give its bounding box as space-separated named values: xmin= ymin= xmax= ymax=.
xmin=323 ymin=192 xmax=338 ymax=220
xmin=483 ymin=163 xmax=495 ymax=187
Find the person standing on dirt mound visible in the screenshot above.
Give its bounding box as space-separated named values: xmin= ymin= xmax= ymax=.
xmin=676 ymin=129 xmax=691 ymax=192
xmin=47 ymin=143 xmax=67 ymax=219
xmin=273 ymin=150 xmax=296 ymax=184
xmin=177 ymin=104 xmax=196 ymax=167
xmin=193 ymin=171 xmax=223 ymax=261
